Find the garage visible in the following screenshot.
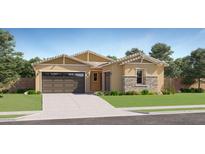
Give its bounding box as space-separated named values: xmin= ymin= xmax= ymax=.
xmin=42 ymin=72 xmax=85 ymax=93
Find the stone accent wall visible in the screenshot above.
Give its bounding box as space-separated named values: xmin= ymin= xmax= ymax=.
xmin=145 ymin=76 xmax=158 ymax=91
xmin=123 ymin=76 xmax=158 ymax=92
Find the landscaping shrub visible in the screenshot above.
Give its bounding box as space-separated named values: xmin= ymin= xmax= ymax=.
xmin=1 ymin=89 xmax=9 ymax=94
xmin=180 ymin=88 xmax=204 ymax=93
xmin=104 ymin=91 xmax=111 ymax=96
xmin=16 ymin=89 xmax=31 ymax=93
xmin=118 ymin=91 xmax=125 ymax=96
xmin=110 ymin=91 xmax=119 ymax=96
xmin=148 ymin=92 xmax=155 ymax=95
xmin=95 ymin=91 xmax=104 ymax=96
xmin=196 ymin=88 xmax=204 ymax=93
xmin=96 ymin=90 xmax=158 ymax=96
xmin=36 ymin=91 xmax=41 ymax=95
xmin=124 ymin=91 xmax=139 ymax=95
xmin=26 ymin=90 xmax=41 ymax=95
xmin=141 ymin=89 xmax=149 ymax=95
xmin=0 ymin=94 xmax=3 ymax=98
xmin=125 ymin=91 xmax=133 ymax=95
xmin=161 ymin=89 xmax=171 ymax=95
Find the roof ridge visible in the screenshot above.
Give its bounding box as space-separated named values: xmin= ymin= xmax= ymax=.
xmin=32 ymin=54 xmax=66 ymax=65
xmin=72 ymin=50 xmax=115 ymax=61
xmin=98 ymin=52 xmax=168 ymax=67
xmin=32 ymin=53 xmax=92 ymax=66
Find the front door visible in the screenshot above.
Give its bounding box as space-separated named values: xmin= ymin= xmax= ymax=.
xmin=90 ymin=71 xmax=102 ymax=92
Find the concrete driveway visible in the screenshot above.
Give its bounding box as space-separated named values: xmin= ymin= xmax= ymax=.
xmin=18 ymin=94 xmax=140 ymax=121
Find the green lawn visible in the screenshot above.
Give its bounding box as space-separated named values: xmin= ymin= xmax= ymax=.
xmin=0 ymin=114 xmax=25 ymax=119
xmin=0 ymin=94 xmax=42 ymax=112
xmin=101 ymin=93 xmax=205 ymax=108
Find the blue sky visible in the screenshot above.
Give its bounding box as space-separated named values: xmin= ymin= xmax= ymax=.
xmin=5 ymin=28 xmax=205 ymax=60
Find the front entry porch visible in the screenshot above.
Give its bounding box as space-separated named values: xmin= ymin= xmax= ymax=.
xmin=90 ymin=70 xmax=102 ymax=92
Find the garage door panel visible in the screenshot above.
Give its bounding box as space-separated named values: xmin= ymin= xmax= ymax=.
xmin=64 ymin=84 xmax=75 ymax=88
xmin=53 ymin=89 xmax=64 ymax=93
xmin=43 ymin=89 xmax=53 ymax=93
xmin=42 ymin=72 xmax=85 ymax=93
xmin=43 ymin=84 xmax=53 ymax=88
xmin=53 ymin=84 xmax=64 ymax=88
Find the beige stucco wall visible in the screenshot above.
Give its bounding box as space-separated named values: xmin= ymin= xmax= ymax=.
xmin=102 ymin=63 xmax=124 ymax=91
xmin=34 ymin=64 xmax=91 ymax=92
xmin=101 ymin=63 xmax=164 ymax=92
xmin=124 ymin=63 xmax=164 ymax=91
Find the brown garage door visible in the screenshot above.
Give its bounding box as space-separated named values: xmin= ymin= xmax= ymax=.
xmin=42 ymin=72 xmax=85 ymax=93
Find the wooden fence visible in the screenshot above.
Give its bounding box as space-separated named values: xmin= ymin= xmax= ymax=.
xmin=164 ymin=78 xmax=205 ymax=92
xmin=9 ymin=78 xmax=35 ymax=92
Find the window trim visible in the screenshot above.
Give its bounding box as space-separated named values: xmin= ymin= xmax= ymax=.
xmin=136 ymin=68 xmax=144 ymax=84
xmin=93 ymin=72 xmax=98 ymax=82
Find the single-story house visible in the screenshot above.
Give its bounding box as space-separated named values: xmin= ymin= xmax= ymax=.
xmin=33 ymin=50 xmax=168 ymax=93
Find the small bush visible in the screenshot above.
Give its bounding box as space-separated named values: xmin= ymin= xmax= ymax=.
xmin=0 ymin=94 xmax=3 ymax=98
xmin=148 ymin=92 xmax=155 ymax=95
xmin=26 ymin=90 xmax=40 ymax=95
xmin=95 ymin=91 xmax=104 ymax=96
xmin=36 ymin=91 xmax=41 ymax=95
xmin=16 ymin=88 xmax=32 ymax=94
xmin=110 ymin=91 xmax=119 ymax=96
xmin=161 ymin=89 xmax=171 ymax=95
xmin=1 ymin=89 xmax=9 ymax=94
xmin=196 ymin=88 xmax=204 ymax=93
xmin=95 ymin=90 xmax=159 ymax=96
xmin=118 ymin=91 xmax=124 ymax=96
xmin=124 ymin=91 xmax=139 ymax=95
xmin=141 ymin=89 xmax=149 ymax=95
xmin=104 ymin=91 xmax=111 ymax=96
xmin=125 ymin=91 xmax=133 ymax=95
xmin=180 ymin=88 xmax=204 ymax=93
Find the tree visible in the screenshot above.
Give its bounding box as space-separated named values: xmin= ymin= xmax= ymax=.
xmin=149 ymin=43 xmax=175 ymax=77
xmin=181 ymin=49 xmax=205 ymax=89
xmin=0 ymin=29 xmax=22 ymax=91
xmin=29 ymin=57 xmax=41 ymax=64
xmin=180 ymin=56 xmax=195 ymax=85
xmin=190 ymin=49 xmax=205 ymax=88
xmin=165 ymin=58 xmax=183 ymax=78
xmin=149 ymin=43 xmax=173 ymax=62
xmin=18 ymin=57 xmax=41 ymax=78
xmin=125 ymin=48 xmax=144 ymax=56
xmin=107 ymin=55 xmax=117 ymax=60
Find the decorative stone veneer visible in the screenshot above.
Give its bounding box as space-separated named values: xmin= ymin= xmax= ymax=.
xmin=145 ymin=76 xmax=158 ymax=92
xmin=123 ymin=76 xmax=158 ymax=92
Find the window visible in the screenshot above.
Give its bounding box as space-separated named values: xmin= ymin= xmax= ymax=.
xmin=137 ymin=69 xmax=143 ymax=84
xmin=93 ymin=73 xmax=98 ymax=81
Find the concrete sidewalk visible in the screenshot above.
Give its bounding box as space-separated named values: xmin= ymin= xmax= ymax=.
xmin=120 ymin=105 xmax=205 ymax=111
xmin=150 ymin=110 xmax=205 ymax=115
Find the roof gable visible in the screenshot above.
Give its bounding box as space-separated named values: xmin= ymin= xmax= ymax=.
xmin=33 ymin=54 xmax=91 ymax=66
xmin=73 ymin=50 xmax=114 ymax=62
xmin=99 ymin=53 xmax=168 ymax=67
